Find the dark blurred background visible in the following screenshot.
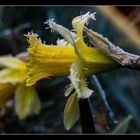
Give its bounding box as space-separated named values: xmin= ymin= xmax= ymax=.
xmin=0 ymin=6 xmax=140 ymax=134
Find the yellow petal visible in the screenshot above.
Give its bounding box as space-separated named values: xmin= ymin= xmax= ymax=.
xmin=48 ymin=21 xmax=75 ymax=46
xmin=0 ymin=55 xmax=26 ymax=69
xmin=26 ymin=33 xmax=77 ymax=86
xmin=15 ymin=82 xmax=41 ymax=119
xmin=57 ymin=39 xmax=73 ymax=48
xmin=0 ymin=55 xmax=27 ymax=85
xmin=80 ymin=46 xmax=120 ymax=76
xmin=70 ymin=59 xmax=93 ymax=98
xmin=30 ymin=88 xmax=41 ymax=114
xmin=0 ymin=83 xmax=15 ymax=108
xmin=27 ymin=32 xmax=40 ymax=47
xmin=0 ymin=68 xmax=27 ymax=85
xmin=72 ymin=12 xmax=96 ymax=50
xmin=64 ymin=92 xmax=79 ymax=130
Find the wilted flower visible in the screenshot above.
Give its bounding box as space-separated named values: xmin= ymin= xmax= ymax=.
xmin=0 ymin=55 xmax=41 ymax=119
xmin=26 ymin=12 xmax=122 ymax=130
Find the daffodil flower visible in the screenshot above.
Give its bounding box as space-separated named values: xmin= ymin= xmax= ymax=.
xmin=0 ymin=55 xmax=41 ymax=119
xmin=26 ymin=12 xmax=121 ymax=130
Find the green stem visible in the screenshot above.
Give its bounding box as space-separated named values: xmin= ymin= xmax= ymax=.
xmin=79 ymin=98 xmax=95 ymax=134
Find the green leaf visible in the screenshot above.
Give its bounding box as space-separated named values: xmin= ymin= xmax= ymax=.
xmin=15 ymin=82 xmax=41 ymax=119
xmin=64 ymin=92 xmax=79 ymax=130
xmin=111 ymin=115 xmax=132 ymax=134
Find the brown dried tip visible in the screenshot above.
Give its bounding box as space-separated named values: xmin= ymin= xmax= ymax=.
xmin=84 ymin=27 xmax=140 ymax=71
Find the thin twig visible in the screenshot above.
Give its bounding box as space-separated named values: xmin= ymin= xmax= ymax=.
xmin=91 ymin=76 xmax=118 ymax=129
